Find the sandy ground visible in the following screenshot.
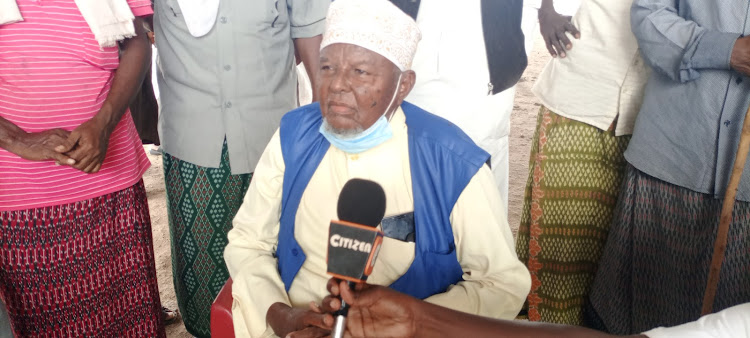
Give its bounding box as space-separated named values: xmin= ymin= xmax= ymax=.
xmin=508 ymin=33 xmax=551 ymax=232
xmin=146 ymin=32 xmax=551 ymax=337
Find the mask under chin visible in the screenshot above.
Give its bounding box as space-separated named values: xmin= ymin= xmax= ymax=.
xmin=319 ymin=114 xmax=394 ymax=154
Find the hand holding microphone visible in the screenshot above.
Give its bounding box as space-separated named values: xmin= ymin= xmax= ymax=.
xmin=323 ymin=279 xmax=420 ymax=338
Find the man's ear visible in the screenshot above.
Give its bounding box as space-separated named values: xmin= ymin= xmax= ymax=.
xmin=397 ymin=70 xmax=417 ymax=102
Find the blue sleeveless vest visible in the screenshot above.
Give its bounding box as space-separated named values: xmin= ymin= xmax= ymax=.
xmin=276 ymin=102 xmax=489 ymax=299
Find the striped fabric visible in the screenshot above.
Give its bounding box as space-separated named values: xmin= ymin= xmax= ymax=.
xmin=0 ymin=0 xmax=152 ymax=211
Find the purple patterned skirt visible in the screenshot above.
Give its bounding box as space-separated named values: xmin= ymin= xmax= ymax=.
xmin=0 ymin=181 xmax=165 ymax=337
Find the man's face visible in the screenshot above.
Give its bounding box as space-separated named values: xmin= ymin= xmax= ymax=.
xmin=318 ymin=44 xmax=402 ymax=135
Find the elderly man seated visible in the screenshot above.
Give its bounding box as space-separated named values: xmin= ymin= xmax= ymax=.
xmin=223 ymin=0 xmax=531 ymax=336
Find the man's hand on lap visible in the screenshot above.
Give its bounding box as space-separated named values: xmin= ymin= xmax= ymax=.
xmin=267 ymin=302 xmax=333 ymax=338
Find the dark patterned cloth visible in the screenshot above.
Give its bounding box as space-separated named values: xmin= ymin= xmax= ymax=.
xmin=587 ymin=165 xmax=750 ymax=334
xmin=516 ymin=107 xmax=631 ymax=325
xmin=163 ymin=142 xmax=251 ymax=337
xmin=0 ymin=181 xmax=164 ymax=337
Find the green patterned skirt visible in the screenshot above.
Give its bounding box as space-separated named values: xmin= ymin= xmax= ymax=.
xmin=515 ymin=106 xmax=631 ymax=325
xmin=163 ymin=143 xmax=251 ymax=337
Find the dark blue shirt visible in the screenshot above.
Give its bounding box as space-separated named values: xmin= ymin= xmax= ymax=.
xmin=627 ymin=0 xmax=750 ymax=200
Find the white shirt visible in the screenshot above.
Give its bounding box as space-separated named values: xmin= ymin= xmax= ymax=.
xmin=224 ymin=108 xmax=531 ymax=337
xmin=406 ymin=0 xmax=515 ymax=209
xmin=175 ymin=0 xmax=219 ymax=37
xmin=408 ymin=0 xmax=508 ymax=150
xmin=644 ymin=303 xmax=750 ymax=338
xmin=531 ymin=0 xmax=651 ymax=136
xmin=524 ymin=0 xmax=583 ymax=14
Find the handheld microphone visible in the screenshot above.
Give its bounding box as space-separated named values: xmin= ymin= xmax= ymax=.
xmin=327 ymin=179 xmax=386 ymax=338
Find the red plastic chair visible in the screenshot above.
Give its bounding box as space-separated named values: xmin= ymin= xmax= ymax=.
xmin=211 ymin=278 xmax=235 ymax=338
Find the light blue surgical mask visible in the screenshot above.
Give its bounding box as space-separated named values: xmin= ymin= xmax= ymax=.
xmin=320 ymin=74 xmax=402 ymax=154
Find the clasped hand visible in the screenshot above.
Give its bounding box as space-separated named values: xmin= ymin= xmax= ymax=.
xmin=11 ymin=115 xmax=113 ymax=174
xmin=54 ymin=115 xmax=113 ymax=173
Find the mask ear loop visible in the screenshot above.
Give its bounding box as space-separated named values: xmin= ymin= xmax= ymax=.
xmin=383 ymin=73 xmax=403 ymax=122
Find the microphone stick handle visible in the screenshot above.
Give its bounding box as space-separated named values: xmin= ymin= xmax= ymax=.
xmin=332 ymin=281 xmax=357 ymax=338
xmin=335 ymin=281 xmax=357 ymax=315
xmin=332 ymin=315 xmax=346 ymax=338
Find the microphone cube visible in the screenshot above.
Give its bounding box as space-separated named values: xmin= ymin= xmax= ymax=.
xmin=327 ymin=220 xmax=384 ymax=283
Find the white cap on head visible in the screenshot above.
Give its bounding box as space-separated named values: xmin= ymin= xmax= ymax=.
xmin=321 ymin=0 xmax=422 ymax=71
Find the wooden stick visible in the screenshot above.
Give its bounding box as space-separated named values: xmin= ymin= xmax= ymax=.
xmin=701 ymin=104 xmax=750 ymax=315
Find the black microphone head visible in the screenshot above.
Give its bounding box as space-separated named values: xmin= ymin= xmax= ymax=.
xmin=337 ymin=179 xmax=386 ymax=227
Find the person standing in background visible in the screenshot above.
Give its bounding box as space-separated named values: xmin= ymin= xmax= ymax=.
xmin=388 ymin=0 xmax=527 ymax=213
xmin=153 ymin=0 xmax=330 ymax=336
xmin=587 ymin=0 xmax=750 ymax=333
xmin=515 ymin=0 xmax=650 ymax=326
xmin=0 ymin=0 xmax=164 ymax=335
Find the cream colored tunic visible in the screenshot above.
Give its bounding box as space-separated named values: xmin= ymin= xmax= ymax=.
xmin=531 ymin=0 xmax=650 ymax=136
xmin=224 ymin=108 xmax=531 ymax=337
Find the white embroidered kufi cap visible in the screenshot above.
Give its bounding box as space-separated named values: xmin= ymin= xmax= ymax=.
xmin=321 ymin=0 xmax=422 ymax=71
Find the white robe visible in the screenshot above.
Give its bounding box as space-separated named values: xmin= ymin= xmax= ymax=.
xmin=406 ymin=0 xmax=513 ymax=213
